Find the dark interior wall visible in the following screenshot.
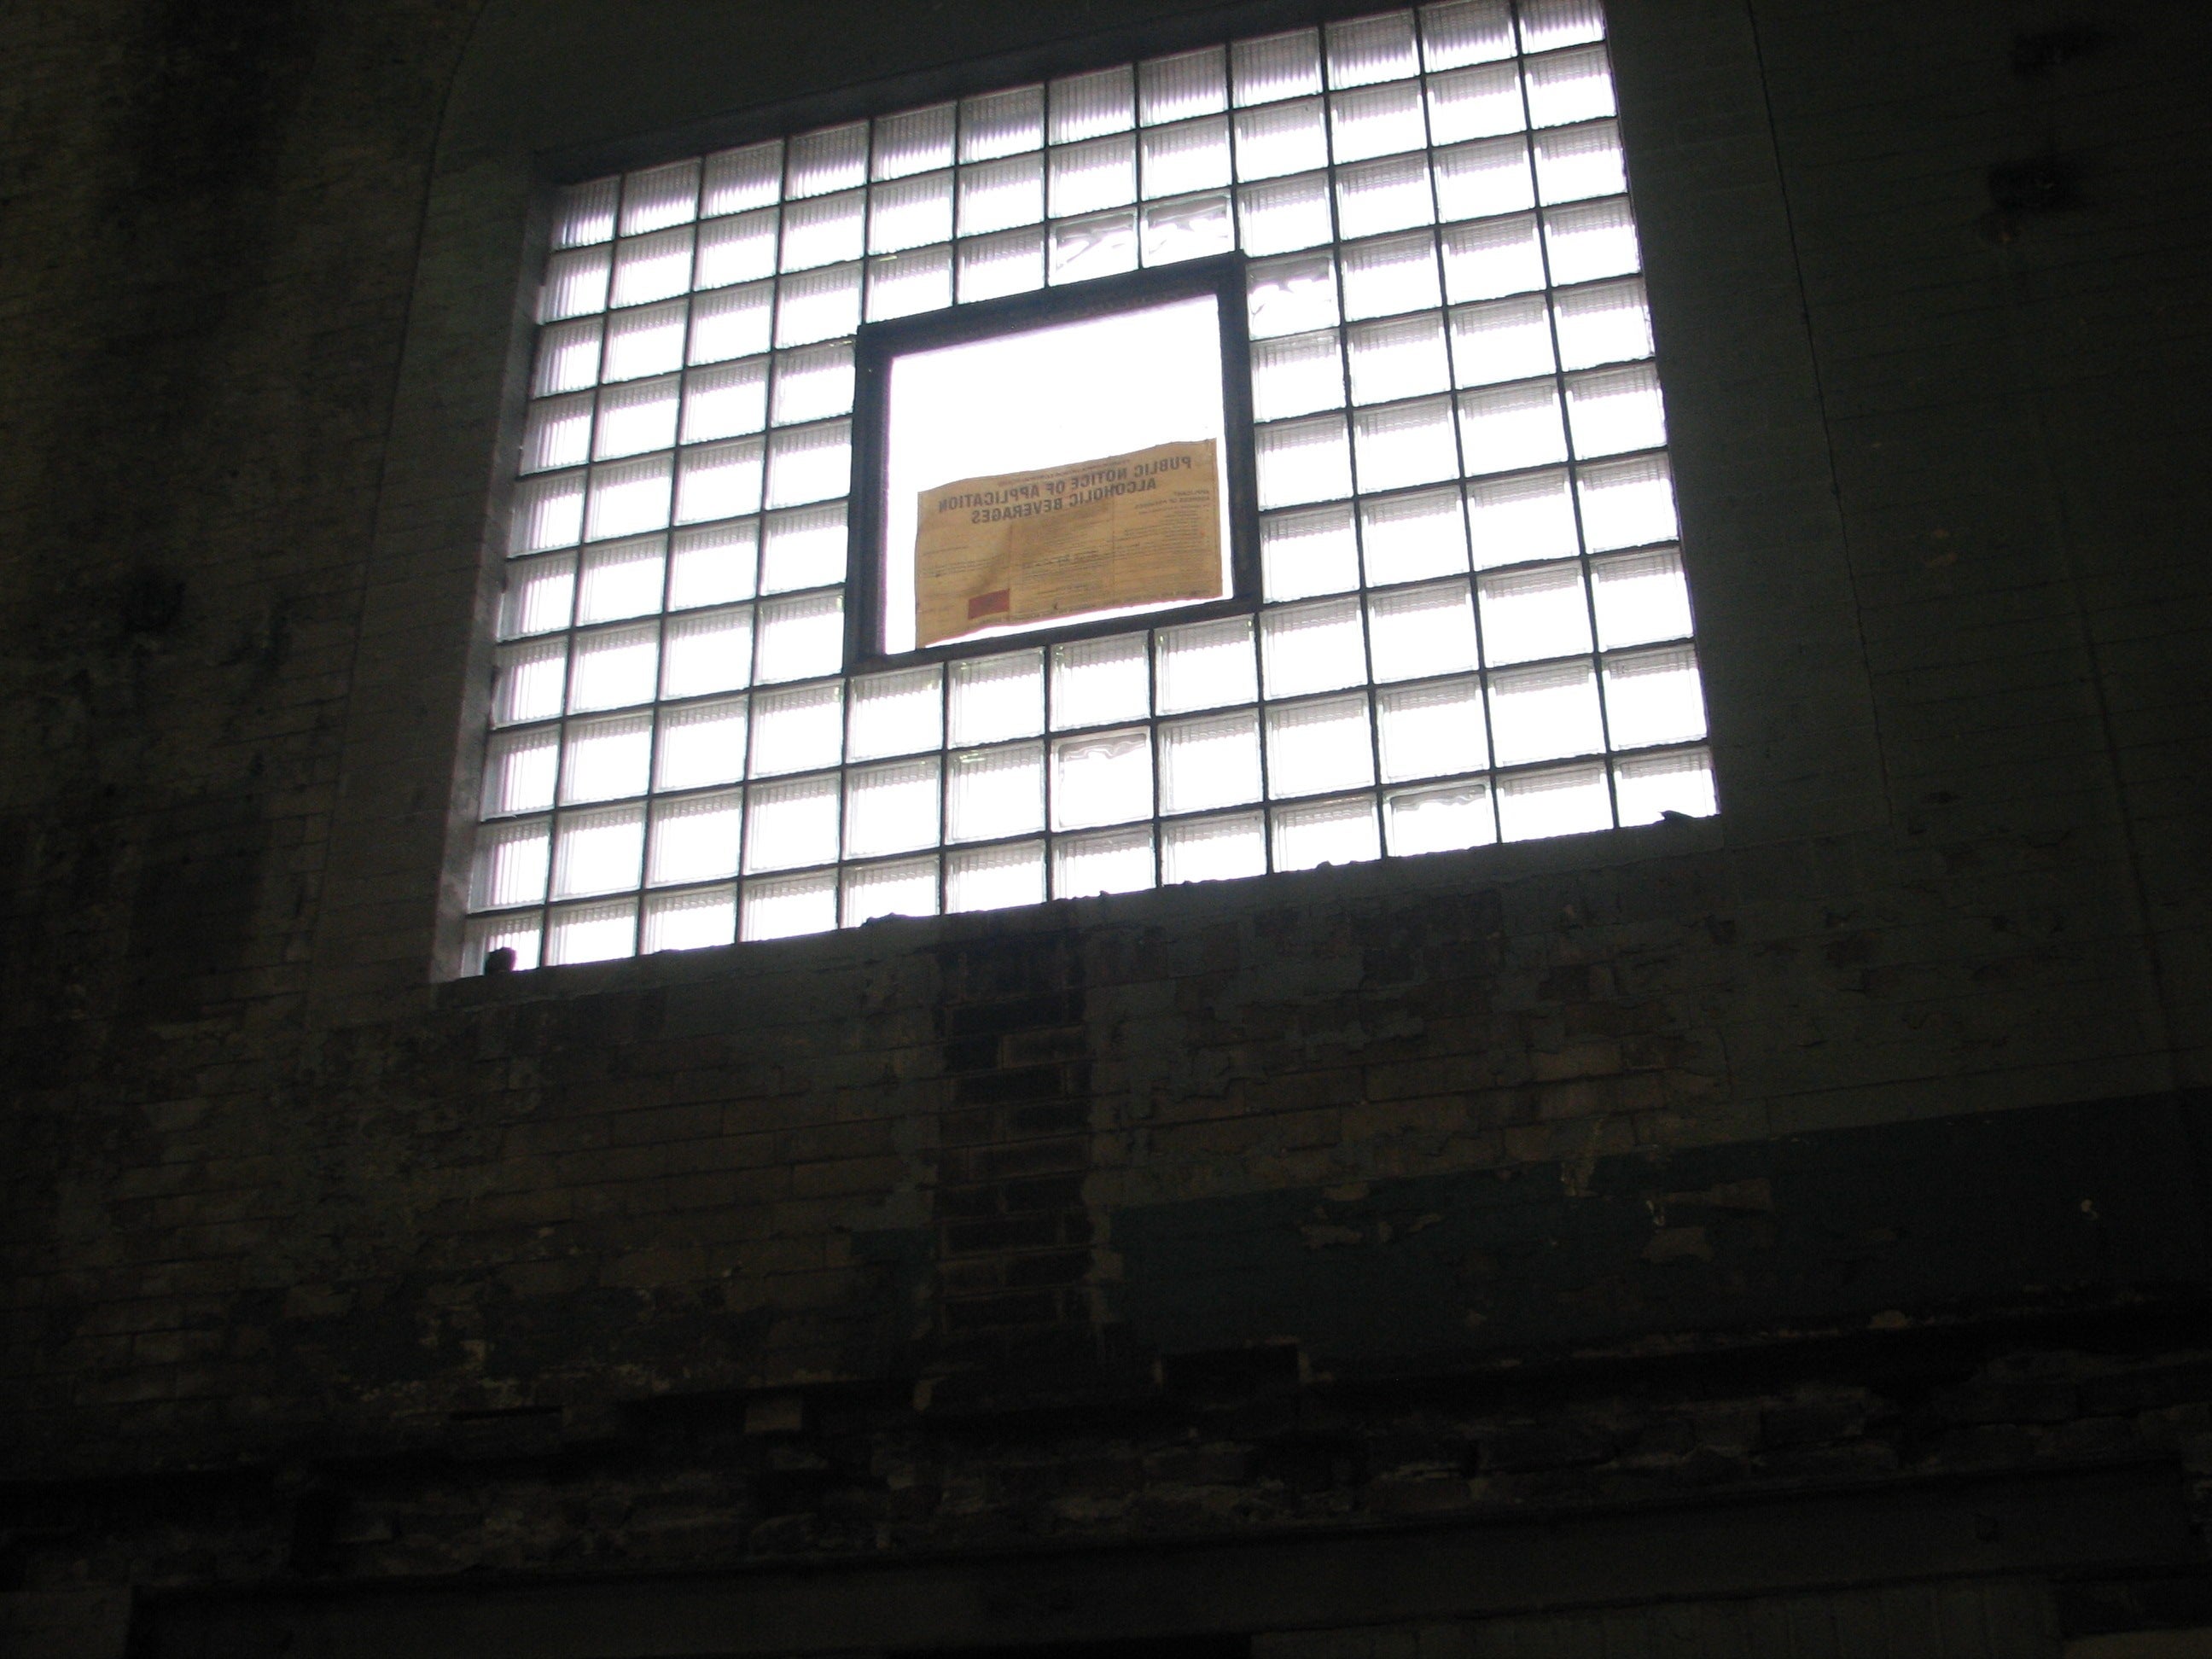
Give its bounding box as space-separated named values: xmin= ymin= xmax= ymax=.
xmin=3 ymin=0 xmax=2211 ymax=1638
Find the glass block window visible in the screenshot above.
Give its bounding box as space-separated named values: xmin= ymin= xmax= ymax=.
xmin=463 ymin=0 xmax=1714 ymax=974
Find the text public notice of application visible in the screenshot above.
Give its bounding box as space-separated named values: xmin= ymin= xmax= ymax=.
xmin=913 ymin=439 xmax=1220 ymax=649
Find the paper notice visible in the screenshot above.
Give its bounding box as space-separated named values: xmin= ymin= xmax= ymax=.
xmin=913 ymin=439 xmax=1221 ymax=649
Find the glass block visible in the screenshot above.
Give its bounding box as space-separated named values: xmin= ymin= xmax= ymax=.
xmin=775 ymin=263 xmax=863 ymax=346
xmin=1347 ymin=311 xmax=1451 ymax=404
xmin=1327 ymin=13 xmax=1420 ymax=86
xmin=655 ymin=696 xmax=748 ymax=791
xmin=1465 ymin=467 xmax=1579 ymax=567
xmin=1524 ymin=44 xmax=1616 ymax=127
xmin=843 ymin=856 xmax=940 ymax=926
xmin=1385 ymin=778 xmax=1496 ymax=853
xmin=1353 ymin=395 xmax=1459 ymax=492
xmin=1051 ymin=134 xmax=1137 ymax=216
xmin=1603 ymin=645 xmax=1707 ymax=748
xmin=1497 ymin=759 xmax=1611 ymax=841
xmin=1162 ymin=812 xmax=1266 ymax=883
xmin=674 ymin=438 xmax=763 ymax=524
xmin=958 ymin=153 xmax=1044 ymax=236
xmin=764 ymin=420 xmax=852 ymax=509
xmin=1440 ymin=212 xmax=1545 ymax=300
xmin=1377 ymin=676 xmax=1487 ymax=780
xmin=1050 ymin=211 xmax=1139 ymax=285
xmin=1265 ymin=504 xmax=1362 ymax=602
xmin=1336 ymin=154 xmax=1434 ymax=238
xmin=848 ymin=666 xmax=944 ymax=760
xmin=1488 ymin=659 xmax=1604 ymax=765
xmin=946 ymin=742 xmax=1045 ymax=842
xmin=787 ymin=123 xmax=869 ymax=197
xmin=602 ymin=300 xmax=687 ymax=380
xmin=575 ymin=535 xmax=666 ymax=623
xmin=568 ymin=623 xmax=659 ymax=713
xmin=1368 ymin=579 xmax=1478 ymax=680
xmin=1251 ymin=329 xmax=1345 ymax=421
xmin=1457 ymin=380 xmax=1568 ymax=474
xmin=668 ymin=521 xmax=759 ymax=610
xmin=1590 ymin=547 xmax=1692 ymax=649
xmin=753 ymin=590 xmax=844 ymax=682
xmin=1051 ymin=66 xmax=1135 ymax=143
xmin=471 ymin=818 xmax=550 ymax=911
xmin=1232 ymin=30 xmax=1322 ymax=106
xmin=949 ymin=649 xmax=1043 ymax=743
xmin=759 ymin=503 xmax=846 ymax=595
xmin=1155 ymin=615 xmax=1258 ymax=713
xmin=1554 ymin=276 xmax=1652 ymax=370
xmin=961 ymin=85 xmax=1045 ymax=161
xmin=869 ymin=171 xmax=953 ymax=253
xmin=748 ymin=681 xmax=844 ymax=777
xmin=493 ymin=637 xmax=568 ymax=726
xmin=1255 ymin=413 xmax=1353 ymax=509
xmin=1142 ymin=192 xmax=1234 ymax=265
xmin=1261 ymin=597 xmax=1366 ymax=698
xmin=1577 ymin=453 xmax=1679 ymax=550
xmin=1478 ymin=561 xmax=1592 ymax=665
xmin=1434 ymin=136 xmax=1535 ymax=221
xmin=742 ymin=870 xmax=838 ymax=940
xmin=463 ymin=911 xmax=542 ymax=975
xmin=522 ymin=393 xmax=594 ymax=473
xmin=688 ymin=282 xmax=774 ymax=364
xmin=946 ymin=840 xmax=1045 ymax=913
xmin=1615 ymin=747 xmax=1716 ymax=825
xmin=553 ymin=803 xmax=646 ymax=899
xmin=1421 ymin=0 xmax=1516 ymax=71
xmin=1247 ymin=251 xmax=1340 ymax=338
xmin=643 ymin=884 xmax=737 ymax=952
xmin=743 ymin=772 xmax=840 ymax=872
xmin=870 ymin=247 xmax=954 ymax=319
xmin=546 ymin=898 xmax=637 ymax=965
xmin=1272 ymin=794 xmax=1382 ymax=869
xmin=701 ymin=142 xmax=782 ymax=214
xmin=958 ymin=227 xmax=1045 ymax=300
xmin=1534 ymin=120 xmax=1625 ymax=205
xmin=1055 ymin=825 xmax=1155 ymax=898
xmin=874 ymin=103 xmax=955 ymax=180
xmin=1543 ymin=196 xmax=1640 ymax=284
xmin=659 ymin=606 xmax=756 ymax=703
xmin=1340 ymin=230 xmax=1441 ymax=319
xmin=510 ymin=471 xmax=586 ymax=553
xmin=539 ymin=247 xmax=610 ymax=322
xmin=533 ymin=319 xmax=603 ymax=396
xmin=561 ymin=712 xmax=653 ymax=803
xmin=1158 ymin=708 xmax=1263 ymax=813
xmin=498 ymin=552 xmax=575 ymax=639
xmin=1051 ymin=633 xmax=1150 ymax=729
xmin=554 ymin=178 xmax=618 ymax=247
xmin=611 ymin=226 xmax=695 ymax=307
xmin=1233 ymin=97 xmax=1328 ymax=182
xmin=683 ymin=357 xmax=769 ymax=443
xmin=844 ymin=756 xmax=942 ymax=859
xmin=1519 ymin=0 xmax=1607 ymax=51
xmin=1142 ymin=117 xmax=1231 ymax=197
xmin=770 ymin=343 xmax=854 ymax=428
xmin=593 ymin=376 xmax=678 ymax=459
xmin=482 ymin=725 xmax=559 ymax=817
xmin=1360 ymin=486 xmax=1469 ymax=585
xmin=622 ymin=160 xmax=700 ymax=235
xmin=1427 ymin=61 xmax=1524 ymax=144
xmin=1330 ymin=83 xmax=1428 ymax=164
xmin=1053 ymin=728 xmax=1152 ymax=830
xmin=780 ymin=189 xmax=865 ymax=271
xmin=1236 ymin=172 xmax=1334 ymax=255
xmin=1449 ymin=295 xmax=1554 ymax=387
xmin=1266 ymin=690 xmax=1381 ymax=796
xmin=1567 ymin=363 xmax=1667 ymax=457
xmin=1140 ymin=48 xmax=1227 ymax=125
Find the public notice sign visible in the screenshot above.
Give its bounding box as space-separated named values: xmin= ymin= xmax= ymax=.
xmin=913 ymin=439 xmax=1221 ymax=649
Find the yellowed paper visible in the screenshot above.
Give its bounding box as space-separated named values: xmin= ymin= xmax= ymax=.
xmin=914 ymin=439 xmax=1221 ymax=649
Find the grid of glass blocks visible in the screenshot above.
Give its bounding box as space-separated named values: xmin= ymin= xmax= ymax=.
xmin=463 ymin=0 xmax=1716 ymax=972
